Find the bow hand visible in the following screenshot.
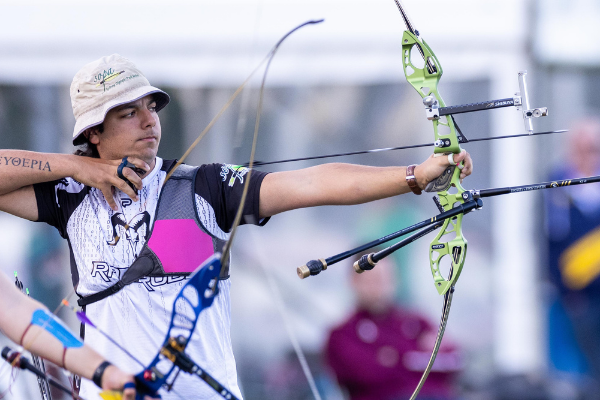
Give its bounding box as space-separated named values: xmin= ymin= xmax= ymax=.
xmin=98 ymin=367 xmax=153 ymax=400
xmin=414 ymin=150 xmax=472 ymax=193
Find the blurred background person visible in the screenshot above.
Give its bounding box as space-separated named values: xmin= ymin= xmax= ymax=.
xmin=544 ymin=117 xmax=600 ymax=391
xmin=325 ymin=256 xmax=462 ymax=400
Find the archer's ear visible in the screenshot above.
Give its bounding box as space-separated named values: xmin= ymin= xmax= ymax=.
xmin=87 ymin=127 xmax=101 ymax=145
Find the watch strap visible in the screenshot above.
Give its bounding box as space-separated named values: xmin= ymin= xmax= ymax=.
xmin=406 ymin=164 xmax=422 ymax=195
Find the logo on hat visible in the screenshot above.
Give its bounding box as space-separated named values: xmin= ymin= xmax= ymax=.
xmin=94 ymin=68 xmax=125 ymax=91
xmin=71 ymin=54 xmax=170 ymax=144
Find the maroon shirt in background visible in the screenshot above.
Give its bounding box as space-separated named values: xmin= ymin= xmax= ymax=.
xmin=326 ymin=308 xmax=461 ymax=400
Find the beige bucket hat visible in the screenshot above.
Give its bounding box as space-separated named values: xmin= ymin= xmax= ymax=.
xmin=70 ymin=54 xmax=170 ymax=145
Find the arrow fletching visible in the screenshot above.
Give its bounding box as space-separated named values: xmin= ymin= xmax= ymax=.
xmin=76 ymin=310 xmax=96 ymax=329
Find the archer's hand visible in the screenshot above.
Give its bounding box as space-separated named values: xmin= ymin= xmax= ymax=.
xmin=100 ymin=365 xmax=163 ymax=399
xmin=70 ymin=156 xmax=150 ymax=210
xmin=415 ymin=150 xmax=473 ymax=189
xmin=100 ymin=365 xmax=136 ymax=399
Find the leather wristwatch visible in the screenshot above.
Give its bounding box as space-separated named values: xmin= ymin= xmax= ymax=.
xmin=406 ymin=164 xmax=422 ymax=195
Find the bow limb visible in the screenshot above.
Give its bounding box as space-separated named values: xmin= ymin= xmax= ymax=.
xmin=62 ymin=271 xmax=214 ymax=400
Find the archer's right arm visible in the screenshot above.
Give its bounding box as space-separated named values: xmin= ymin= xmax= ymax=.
xmin=0 ymin=151 xmax=76 ymax=221
xmin=0 ymin=150 xmax=148 ymax=220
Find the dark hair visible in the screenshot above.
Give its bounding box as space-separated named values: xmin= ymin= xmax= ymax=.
xmin=73 ymin=124 xmax=103 ymax=158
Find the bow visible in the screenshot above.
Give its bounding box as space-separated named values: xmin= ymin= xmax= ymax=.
xmin=294 ymin=1 xmax=550 ymax=399
xmin=393 ymin=11 xmax=469 ymax=392
xmin=59 ymin=257 xmax=232 ymax=400
xmin=130 ymin=4 xmax=593 ymax=400
xmin=295 ymin=5 xmax=471 ymax=393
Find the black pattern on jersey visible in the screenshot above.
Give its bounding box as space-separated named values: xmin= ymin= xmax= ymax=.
xmin=106 ymin=212 xmax=151 ymax=258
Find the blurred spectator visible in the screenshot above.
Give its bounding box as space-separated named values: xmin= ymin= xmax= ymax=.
xmin=27 ymin=224 xmax=67 ymax=308
xmin=325 ymin=257 xmax=462 ymax=400
xmin=544 ymin=118 xmax=600 ymax=384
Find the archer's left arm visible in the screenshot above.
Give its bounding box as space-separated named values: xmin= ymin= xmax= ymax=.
xmin=0 ymin=272 xmax=138 ymax=399
xmin=259 ymin=150 xmax=473 ymax=218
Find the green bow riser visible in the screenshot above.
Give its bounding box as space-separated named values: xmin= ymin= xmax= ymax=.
xmin=401 ymin=30 xmax=467 ymax=295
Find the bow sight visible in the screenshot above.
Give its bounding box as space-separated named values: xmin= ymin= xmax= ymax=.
xmin=422 ymin=70 xmax=548 ymax=140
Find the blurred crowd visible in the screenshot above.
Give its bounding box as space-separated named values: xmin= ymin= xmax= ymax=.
xmin=544 ymin=118 xmax=600 ymax=398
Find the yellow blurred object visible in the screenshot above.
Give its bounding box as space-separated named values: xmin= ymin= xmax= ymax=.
xmin=560 ymin=226 xmax=600 ymax=290
xmin=99 ymin=390 xmax=123 ymax=400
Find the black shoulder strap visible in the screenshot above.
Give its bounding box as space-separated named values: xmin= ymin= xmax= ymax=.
xmin=77 ymin=257 xmax=156 ymax=306
xmin=77 ymin=282 xmax=124 ymax=306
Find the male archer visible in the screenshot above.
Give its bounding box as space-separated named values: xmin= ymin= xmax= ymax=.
xmin=0 ymin=54 xmax=472 ymax=399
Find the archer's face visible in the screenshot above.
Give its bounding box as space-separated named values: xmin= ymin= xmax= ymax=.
xmin=90 ymin=95 xmax=161 ymax=168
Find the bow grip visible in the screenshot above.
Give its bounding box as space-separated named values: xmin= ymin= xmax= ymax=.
xmin=425 ymin=165 xmax=456 ymax=193
xmin=297 ymin=259 xmax=327 ymax=279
